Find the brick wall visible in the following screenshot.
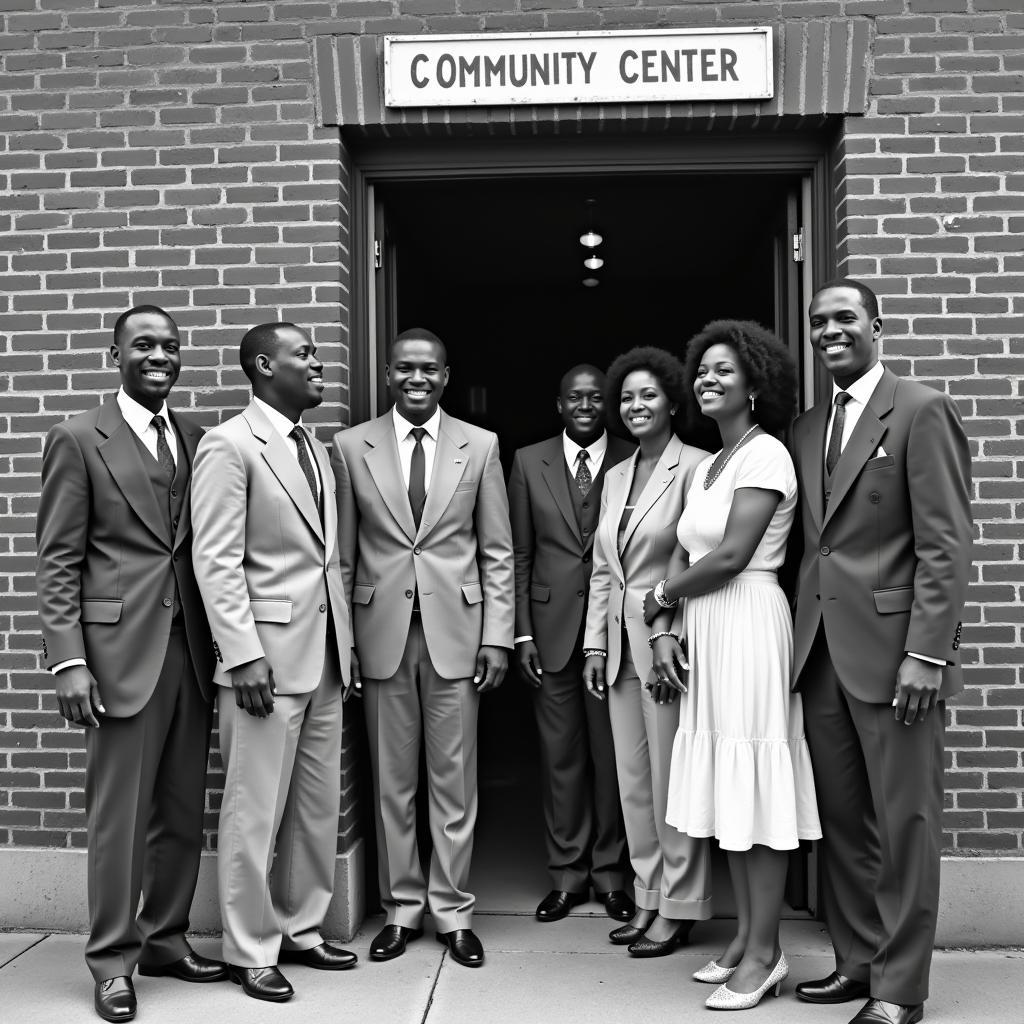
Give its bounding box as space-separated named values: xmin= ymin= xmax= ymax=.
xmin=1 ymin=1 xmax=1022 ymax=860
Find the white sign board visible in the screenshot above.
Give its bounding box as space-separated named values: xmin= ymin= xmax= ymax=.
xmin=384 ymin=28 xmax=773 ymax=108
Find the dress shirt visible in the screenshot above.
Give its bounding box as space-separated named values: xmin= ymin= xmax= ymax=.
xmin=253 ymin=395 xmax=320 ymax=501
xmin=393 ymin=406 xmax=441 ymax=492
xmin=563 ymin=429 xmax=608 ymax=476
xmin=117 ymin=387 xmax=178 ymax=466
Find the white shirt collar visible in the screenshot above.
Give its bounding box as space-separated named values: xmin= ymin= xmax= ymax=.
xmin=253 ymin=395 xmax=302 ymax=440
xmin=562 ymin=430 xmax=607 ymax=466
xmin=832 ymin=361 xmax=884 ymax=406
xmin=393 ymin=405 xmax=441 ymax=442
xmin=117 ymin=387 xmax=170 ymax=434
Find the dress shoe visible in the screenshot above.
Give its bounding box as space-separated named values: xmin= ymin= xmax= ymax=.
xmin=596 ymin=889 xmax=635 ymax=922
xmin=436 ymin=929 xmax=484 ymax=968
xmin=609 ymin=921 xmax=648 ymax=945
xmin=535 ymin=889 xmax=587 ymax=922
xmin=796 ymin=971 xmax=871 ymax=1004
xmin=139 ymin=950 xmax=228 ymax=982
xmin=94 ymin=977 xmax=136 ymax=1023
xmin=627 ymin=919 xmax=694 ymax=957
xmin=279 ymin=941 xmax=358 ymax=970
xmin=693 ymin=960 xmax=737 ymax=984
xmin=227 ymin=965 xmax=294 ymax=1002
xmin=848 ymin=999 xmax=924 ymax=1024
xmin=370 ymin=924 xmax=424 ymax=962
xmin=705 ymin=953 xmax=789 ymax=1010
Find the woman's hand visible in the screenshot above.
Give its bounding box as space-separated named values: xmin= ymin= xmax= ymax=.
xmin=642 ymin=587 xmax=661 ymax=625
xmin=646 ymin=669 xmax=678 ymax=705
xmin=650 ymin=635 xmax=688 ymax=694
xmin=583 ymin=654 xmax=607 ymax=702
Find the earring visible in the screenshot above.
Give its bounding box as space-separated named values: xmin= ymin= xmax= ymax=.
xmin=749 ymin=395 xmax=756 ymax=412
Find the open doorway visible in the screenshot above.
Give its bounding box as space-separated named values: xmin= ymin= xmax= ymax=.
xmin=366 ymin=169 xmax=814 ymax=916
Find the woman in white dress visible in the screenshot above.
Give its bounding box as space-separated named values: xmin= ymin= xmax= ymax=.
xmin=643 ymin=321 xmax=821 ymax=1011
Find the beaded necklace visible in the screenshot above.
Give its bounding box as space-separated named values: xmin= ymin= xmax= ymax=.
xmin=703 ymin=424 xmax=759 ymax=490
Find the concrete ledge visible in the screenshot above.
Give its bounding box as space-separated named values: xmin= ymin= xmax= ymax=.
xmin=0 ymin=841 xmax=365 ymax=942
xmin=935 ymin=856 xmax=1024 ymax=948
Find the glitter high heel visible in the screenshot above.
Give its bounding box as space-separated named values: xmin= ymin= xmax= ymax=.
xmin=705 ymin=953 xmax=788 ymax=1010
xmin=693 ymin=960 xmax=738 ymax=984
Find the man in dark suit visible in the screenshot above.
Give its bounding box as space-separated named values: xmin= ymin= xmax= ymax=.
xmin=507 ymin=365 xmax=635 ymax=924
xmin=790 ymin=280 xmax=973 ymax=1024
xmin=36 ymin=305 xmax=226 ymax=1023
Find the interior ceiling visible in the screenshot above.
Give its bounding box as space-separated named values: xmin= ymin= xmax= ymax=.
xmin=380 ymin=173 xmax=795 ymax=287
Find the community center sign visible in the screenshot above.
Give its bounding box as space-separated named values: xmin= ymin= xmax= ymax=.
xmin=384 ymin=27 xmax=774 ymax=108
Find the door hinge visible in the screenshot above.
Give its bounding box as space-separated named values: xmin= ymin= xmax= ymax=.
xmin=373 ymin=239 xmax=382 ymax=269
xmin=792 ymin=229 xmax=804 ymax=263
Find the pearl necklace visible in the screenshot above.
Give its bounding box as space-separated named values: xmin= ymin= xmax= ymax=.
xmin=704 ymin=424 xmax=759 ymax=490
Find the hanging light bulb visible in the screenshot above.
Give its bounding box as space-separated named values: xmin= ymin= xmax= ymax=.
xmin=584 ymin=254 xmax=604 ymax=271
xmin=582 ymin=277 xmax=599 ymax=288
xmin=580 ymin=229 xmax=603 ymax=248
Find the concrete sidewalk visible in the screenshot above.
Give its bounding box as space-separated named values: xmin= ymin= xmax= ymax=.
xmin=2 ymin=915 xmax=1022 ymax=1024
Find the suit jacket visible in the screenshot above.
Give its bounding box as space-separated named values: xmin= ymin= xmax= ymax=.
xmin=332 ymin=409 xmax=514 ymax=681
xmin=790 ymin=366 xmax=973 ymax=703
xmin=584 ymin=435 xmax=707 ymax=686
xmin=508 ymin=434 xmax=636 ymax=673
xmin=190 ymin=401 xmax=352 ymax=693
xmin=35 ymin=397 xmax=214 ymax=717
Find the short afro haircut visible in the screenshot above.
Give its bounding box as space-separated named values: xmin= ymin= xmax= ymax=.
xmin=813 ymin=278 xmax=880 ymax=321
xmin=604 ymin=346 xmax=688 ymax=437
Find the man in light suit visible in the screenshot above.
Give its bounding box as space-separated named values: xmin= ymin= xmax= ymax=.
xmin=790 ymin=280 xmax=973 ymax=1024
xmin=332 ymin=328 xmax=514 ymax=969
xmin=36 ymin=305 xmax=226 ymax=1023
xmin=191 ymin=322 xmax=357 ymax=1003
xmin=507 ymin=364 xmax=634 ymax=924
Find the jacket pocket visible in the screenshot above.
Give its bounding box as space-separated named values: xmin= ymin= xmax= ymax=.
xmin=81 ymin=599 xmax=122 ymax=624
xmin=250 ymin=599 xmax=293 ymax=623
xmin=461 ymin=582 xmax=483 ymax=605
xmin=865 ymin=455 xmax=895 ymax=471
xmin=873 ymin=586 xmax=914 ymax=614
xmin=351 ymin=584 xmax=375 ymax=606
xmin=530 ymin=583 xmax=550 ymax=603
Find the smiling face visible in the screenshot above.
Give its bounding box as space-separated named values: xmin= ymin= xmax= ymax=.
xmin=557 ymin=368 xmax=606 ymax=447
xmin=261 ymin=326 xmax=325 ymax=418
xmin=387 ymin=338 xmax=449 ymax=425
xmin=619 ymin=369 xmax=674 ymax=441
xmin=808 ymin=286 xmax=881 ymax=389
xmin=692 ymin=343 xmax=750 ymax=424
xmin=110 ymin=310 xmax=181 ymax=413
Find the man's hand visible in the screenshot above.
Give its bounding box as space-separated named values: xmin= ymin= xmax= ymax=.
xmin=515 ymin=640 xmax=543 ymax=688
xmin=229 ymin=656 xmax=276 ymax=718
xmin=344 ymin=650 xmax=363 ymax=703
xmin=474 ymin=646 xmax=508 ymax=693
xmin=55 ymin=665 xmax=104 ymax=728
xmin=649 ymin=635 xmax=688 ymax=694
xmin=894 ymin=655 xmax=942 ymax=725
xmin=583 ymin=654 xmax=607 ymax=702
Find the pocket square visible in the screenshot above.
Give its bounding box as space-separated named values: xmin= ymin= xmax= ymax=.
xmin=875 ymin=445 xmax=887 ymax=457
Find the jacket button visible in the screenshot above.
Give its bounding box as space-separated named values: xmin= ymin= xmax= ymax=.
xmin=319 ymin=603 xmax=327 ymax=613
xmin=170 ymin=489 xmax=178 ymax=498
xmin=582 ymin=502 xmax=589 ymax=509
xmin=583 ymin=555 xmax=591 ymax=564
xmin=414 ymin=546 xmax=421 ymax=555
xmin=619 ymin=582 xmax=624 ymax=590
xmin=614 ymin=615 xmax=619 ymax=624
xmin=172 ymin=517 xmax=179 ymax=528
xmin=405 ymin=589 xmax=413 ymax=599
xmin=577 ymin=589 xmax=584 ymax=597
xmin=869 ymin=492 xmax=881 ymax=504
xmin=162 ymin=597 xmax=172 ymax=607
xmin=582 ymin=528 xmax=591 ymax=536
xmin=820 ymin=545 xmax=831 ymax=556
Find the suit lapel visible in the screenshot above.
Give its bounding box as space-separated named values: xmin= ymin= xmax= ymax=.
xmin=799 ymin=401 xmax=830 ymax=532
xmin=822 ymin=369 xmax=896 ymax=529
xmin=96 ymin=398 xmax=169 ymax=548
xmin=312 ymin=438 xmax=336 ymax=557
xmin=363 ymin=414 xmax=417 ymax=544
xmin=540 ymin=439 xmax=582 ymax=545
xmin=601 ymin=458 xmax=630 ymax=579
xmin=170 ymin=410 xmax=201 ymax=552
xmin=620 ymin=436 xmax=680 ymax=553
xmin=244 ymin=403 xmax=325 ymax=546
xmin=417 ymin=411 xmax=469 ymax=542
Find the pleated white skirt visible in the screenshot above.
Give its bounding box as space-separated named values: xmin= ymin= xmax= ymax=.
xmin=665 ymin=570 xmax=822 ymax=852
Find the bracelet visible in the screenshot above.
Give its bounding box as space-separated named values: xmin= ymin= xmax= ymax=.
xmin=647 ymin=631 xmax=677 ymax=649
xmin=583 ymin=648 xmax=607 ymax=658
xmin=654 ymin=579 xmax=678 ymax=609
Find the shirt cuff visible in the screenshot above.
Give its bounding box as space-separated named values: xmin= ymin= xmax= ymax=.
xmin=51 ymin=658 xmax=87 ymax=675
xmin=513 ymin=635 xmax=533 ymax=645
xmin=908 ymin=651 xmax=947 ymax=667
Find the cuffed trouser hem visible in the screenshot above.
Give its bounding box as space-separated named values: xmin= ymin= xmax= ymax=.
xmin=633 ymin=885 xmax=661 ymax=911
xmin=660 ymin=893 xmax=713 ymax=921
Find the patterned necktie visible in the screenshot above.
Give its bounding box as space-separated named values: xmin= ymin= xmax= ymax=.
xmin=289 ymin=426 xmax=319 ymax=505
xmin=825 ymin=391 xmax=852 ymax=475
xmin=575 ymin=450 xmax=593 ymax=497
xmin=409 ymin=427 xmax=427 ymax=527
xmin=151 ymin=416 xmax=174 ymax=479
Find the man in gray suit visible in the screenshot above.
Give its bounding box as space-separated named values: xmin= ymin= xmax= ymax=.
xmin=191 ymin=323 xmax=357 ymax=1003
xmin=332 ymin=328 xmax=514 ymax=969
xmin=507 ymin=365 xmax=634 ymax=924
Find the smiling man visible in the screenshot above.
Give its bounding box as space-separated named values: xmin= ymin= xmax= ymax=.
xmin=332 ymin=327 xmax=514 ymax=969
xmin=190 ymin=322 xmax=357 ymax=1003
xmin=36 ymin=306 xmax=226 ymax=1023
xmin=789 ymin=281 xmax=973 ymax=1024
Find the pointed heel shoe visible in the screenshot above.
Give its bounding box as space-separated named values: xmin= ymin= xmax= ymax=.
xmin=705 ymin=953 xmax=789 ymax=1010
xmin=627 ymin=919 xmax=694 ymax=958
xmin=693 ymin=960 xmax=738 ymax=984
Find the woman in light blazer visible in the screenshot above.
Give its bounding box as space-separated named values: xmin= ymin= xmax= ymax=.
xmin=583 ymin=347 xmax=712 ymax=956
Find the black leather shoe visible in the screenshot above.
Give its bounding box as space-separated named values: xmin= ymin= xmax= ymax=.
xmin=848 ymin=999 xmax=924 ymax=1024
xmin=436 ymin=929 xmax=484 ymax=968
xmin=227 ymin=965 xmax=294 ymax=1002
xmin=94 ymin=976 xmax=136 ymax=1022
xmin=370 ymin=924 xmax=424 ymax=962
xmin=609 ymin=922 xmax=647 ymax=945
xmin=139 ymin=951 xmax=228 ymax=982
xmin=796 ymin=972 xmax=871 ymax=1004
xmin=627 ymin=919 xmax=694 ymax=957
xmin=279 ymin=941 xmax=358 ymax=970
xmin=535 ymin=889 xmax=587 ymax=922
xmin=596 ymin=889 xmax=635 ymax=922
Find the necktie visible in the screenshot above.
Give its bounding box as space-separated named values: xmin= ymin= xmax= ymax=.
xmin=408 ymin=427 xmax=427 ymax=527
xmin=825 ymin=391 xmax=852 ymax=475
xmin=151 ymin=416 xmax=174 ymax=479
xmin=575 ymin=450 xmax=593 ymax=497
xmin=289 ymin=426 xmax=319 ymax=505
